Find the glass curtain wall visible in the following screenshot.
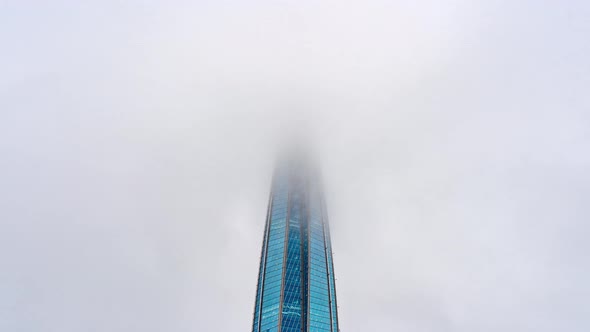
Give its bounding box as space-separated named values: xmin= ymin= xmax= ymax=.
xmin=251 ymin=162 xmax=339 ymax=332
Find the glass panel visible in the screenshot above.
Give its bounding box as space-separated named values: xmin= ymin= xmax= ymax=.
xmin=257 ymin=187 xmax=288 ymax=331
xmin=281 ymin=194 xmax=302 ymax=331
xmin=307 ymin=207 xmax=332 ymax=331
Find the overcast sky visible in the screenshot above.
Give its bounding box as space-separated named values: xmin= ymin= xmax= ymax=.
xmin=1 ymin=1 xmax=589 ymax=331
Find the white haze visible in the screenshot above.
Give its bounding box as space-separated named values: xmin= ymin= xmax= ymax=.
xmin=1 ymin=1 xmax=589 ymax=331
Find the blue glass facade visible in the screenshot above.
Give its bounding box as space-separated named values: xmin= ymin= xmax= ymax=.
xmin=252 ymin=163 xmax=339 ymax=332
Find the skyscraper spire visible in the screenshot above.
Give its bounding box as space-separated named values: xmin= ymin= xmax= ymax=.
xmin=252 ymin=153 xmax=339 ymax=332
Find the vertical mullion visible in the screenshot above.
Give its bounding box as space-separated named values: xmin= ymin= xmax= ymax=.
xmin=277 ymin=184 xmax=291 ymax=332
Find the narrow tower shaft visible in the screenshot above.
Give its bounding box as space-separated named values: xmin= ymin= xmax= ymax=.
xmin=252 ymin=160 xmax=339 ymax=332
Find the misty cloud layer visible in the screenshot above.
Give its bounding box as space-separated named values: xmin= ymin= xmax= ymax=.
xmin=1 ymin=1 xmax=589 ymax=331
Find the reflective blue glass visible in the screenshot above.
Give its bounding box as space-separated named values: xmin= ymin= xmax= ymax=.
xmin=252 ymin=165 xmax=340 ymax=332
xmin=281 ymin=193 xmax=302 ymax=332
xmin=325 ymin=221 xmax=339 ymax=332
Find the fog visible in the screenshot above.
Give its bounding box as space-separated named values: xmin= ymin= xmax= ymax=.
xmin=1 ymin=1 xmax=589 ymax=331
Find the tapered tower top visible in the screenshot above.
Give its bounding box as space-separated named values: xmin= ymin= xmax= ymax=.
xmin=251 ymin=152 xmax=340 ymax=332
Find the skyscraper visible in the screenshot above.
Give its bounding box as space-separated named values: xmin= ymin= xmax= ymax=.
xmin=251 ymin=156 xmax=340 ymax=332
